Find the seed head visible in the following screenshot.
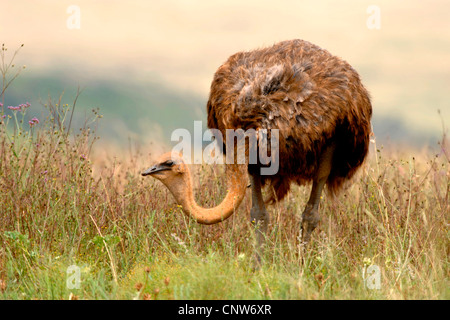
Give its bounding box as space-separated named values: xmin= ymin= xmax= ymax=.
xmin=134 ymin=282 xmax=144 ymax=291
xmin=143 ymin=293 xmax=152 ymax=300
xmin=164 ymin=277 xmax=170 ymax=286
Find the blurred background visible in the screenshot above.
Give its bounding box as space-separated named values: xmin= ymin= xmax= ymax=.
xmin=1 ymin=0 xmax=449 ymax=151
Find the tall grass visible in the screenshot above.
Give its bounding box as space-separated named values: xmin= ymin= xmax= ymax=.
xmin=0 ymin=46 xmax=448 ymax=300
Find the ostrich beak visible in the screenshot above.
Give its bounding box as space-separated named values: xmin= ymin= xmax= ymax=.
xmin=141 ymin=164 xmax=171 ymax=176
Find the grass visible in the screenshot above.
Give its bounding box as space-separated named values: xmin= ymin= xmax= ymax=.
xmin=0 ymin=46 xmax=448 ymax=300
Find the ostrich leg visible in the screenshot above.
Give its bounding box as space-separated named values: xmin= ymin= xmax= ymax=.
xmin=249 ymin=173 xmax=269 ymax=266
xmin=301 ymin=144 xmax=335 ymax=244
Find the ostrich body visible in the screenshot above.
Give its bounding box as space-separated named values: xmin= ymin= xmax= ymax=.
xmin=143 ymin=39 xmax=372 ymax=261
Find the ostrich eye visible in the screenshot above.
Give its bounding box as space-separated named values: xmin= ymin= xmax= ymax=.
xmin=163 ymin=160 xmax=174 ymax=167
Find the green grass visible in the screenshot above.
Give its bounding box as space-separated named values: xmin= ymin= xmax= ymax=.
xmin=0 ymin=96 xmax=447 ymax=300
xmin=0 ymin=46 xmax=448 ymax=300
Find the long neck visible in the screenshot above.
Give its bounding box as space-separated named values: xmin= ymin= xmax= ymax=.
xmin=165 ymin=164 xmax=248 ymax=225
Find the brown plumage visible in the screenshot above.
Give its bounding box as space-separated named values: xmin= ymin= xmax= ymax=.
xmin=207 ymin=39 xmax=372 ymax=203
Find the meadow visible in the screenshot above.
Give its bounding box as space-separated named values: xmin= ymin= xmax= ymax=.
xmin=0 ymin=48 xmax=448 ymax=300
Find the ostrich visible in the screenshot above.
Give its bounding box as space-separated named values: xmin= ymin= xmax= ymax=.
xmin=142 ymin=39 xmax=372 ymax=262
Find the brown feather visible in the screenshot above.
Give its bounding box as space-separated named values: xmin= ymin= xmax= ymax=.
xmin=207 ymin=39 xmax=372 ymax=203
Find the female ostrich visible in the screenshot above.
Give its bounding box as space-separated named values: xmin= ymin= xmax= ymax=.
xmin=142 ymin=39 xmax=372 ymax=259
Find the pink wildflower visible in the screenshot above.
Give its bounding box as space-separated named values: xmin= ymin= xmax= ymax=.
xmin=29 ymin=117 xmax=39 ymax=127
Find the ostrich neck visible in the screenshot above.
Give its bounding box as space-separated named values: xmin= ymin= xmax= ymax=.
xmin=166 ymin=164 xmax=248 ymax=225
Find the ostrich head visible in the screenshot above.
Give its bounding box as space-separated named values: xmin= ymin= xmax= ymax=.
xmin=141 ymin=152 xmax=187 ymax=183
